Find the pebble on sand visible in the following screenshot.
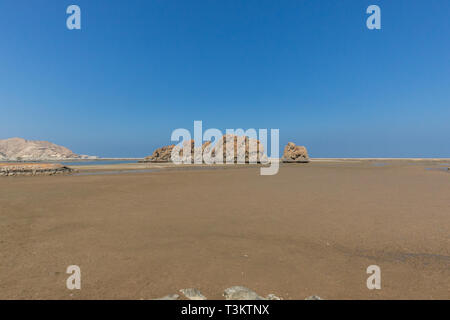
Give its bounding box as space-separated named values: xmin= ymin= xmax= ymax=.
xmin=223 ymin=286 xmax=266 ymax=300
xmin=154 ymin=294 xmax=180 ymax=300
xmin=180 ymin=288 xmax=207 ymax=300
xmin=305 ymin=295 xmax=323 ymax=300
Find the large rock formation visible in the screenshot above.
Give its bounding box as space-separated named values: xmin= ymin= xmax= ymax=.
xmin=0 ymin=163 xmax=75 ymax=176
xmin=282 ymin=142 xmax=310 ymax=163
xmin=140 ymin=144 xmax=176 ymax=162
xmin=210 ymin=134 xmax=267 ymax=164
xmin=140 ymin=140 xmax=212 ymax=163
xmin=0 ymin=137 xmax=96 ymax=161
xmin=141 ymin=135 xmax=267 ymax=164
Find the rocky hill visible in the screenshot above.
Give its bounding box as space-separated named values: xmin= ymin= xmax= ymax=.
xmin=0 ymin=137 xmax=96 ymax=161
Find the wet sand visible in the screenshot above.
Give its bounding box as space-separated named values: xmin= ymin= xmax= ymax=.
xmin=0 ymin=160 xmax=449 ymax=299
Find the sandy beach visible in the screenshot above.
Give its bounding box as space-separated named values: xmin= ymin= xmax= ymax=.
xmin=0 ymin=160 xmax=449 ymax=299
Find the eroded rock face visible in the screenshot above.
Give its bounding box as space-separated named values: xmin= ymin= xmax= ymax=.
xmin=282 ymin=142 xmax=309 ymax=163
xmin=211 ymin=134 xmax=268 ymax=164
xmin=140 ymin=140 xmax=208 ymax=163
xmin=176 ymin=140 xmax=212 ymax=164
xmin=141 ymin=135 xmax=268 ymax=164
xmin=140 ymin=144 xmax=176 ymax=162
xmin=0 ymin=163 xmax=75 ymax=176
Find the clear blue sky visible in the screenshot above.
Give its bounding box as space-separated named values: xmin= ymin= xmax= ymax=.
xmin=0 ymin=0 xmax=449 ymax=158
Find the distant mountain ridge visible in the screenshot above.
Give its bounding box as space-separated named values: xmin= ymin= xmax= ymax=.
xmin=0 ymin=137 xmax=96 ymax=161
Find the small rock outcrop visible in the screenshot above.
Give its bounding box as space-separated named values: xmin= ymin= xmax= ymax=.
xmin=282 ymin=142 xmax=309 ymax=163
xmin=0 ymin=163 xmax=75 ymax=176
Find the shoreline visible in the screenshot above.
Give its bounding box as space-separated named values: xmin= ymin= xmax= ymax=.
xmin=2 ymin=158 xmax=449 ymax=174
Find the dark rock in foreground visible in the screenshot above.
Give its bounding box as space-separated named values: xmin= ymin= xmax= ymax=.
xmin=153 ymin=294 xmax=180 ymax=300
xmin=180 ymin=288 xmax=207 ymax=300
xmin=305 ymin=295 xmax=322 ymax=300
xmin=282 ymin=142 xmax=310 ymax=163
xmin=0 ymin=163 xmax=75 ymax=176
xmin=153 ymin=287 xmax=318 ymax=300
xmin=223 ymin=286 xmax=265 ymax=300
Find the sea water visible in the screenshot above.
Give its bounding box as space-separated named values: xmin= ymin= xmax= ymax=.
xmin=59 ymin=160 xmax=138 ymax=166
